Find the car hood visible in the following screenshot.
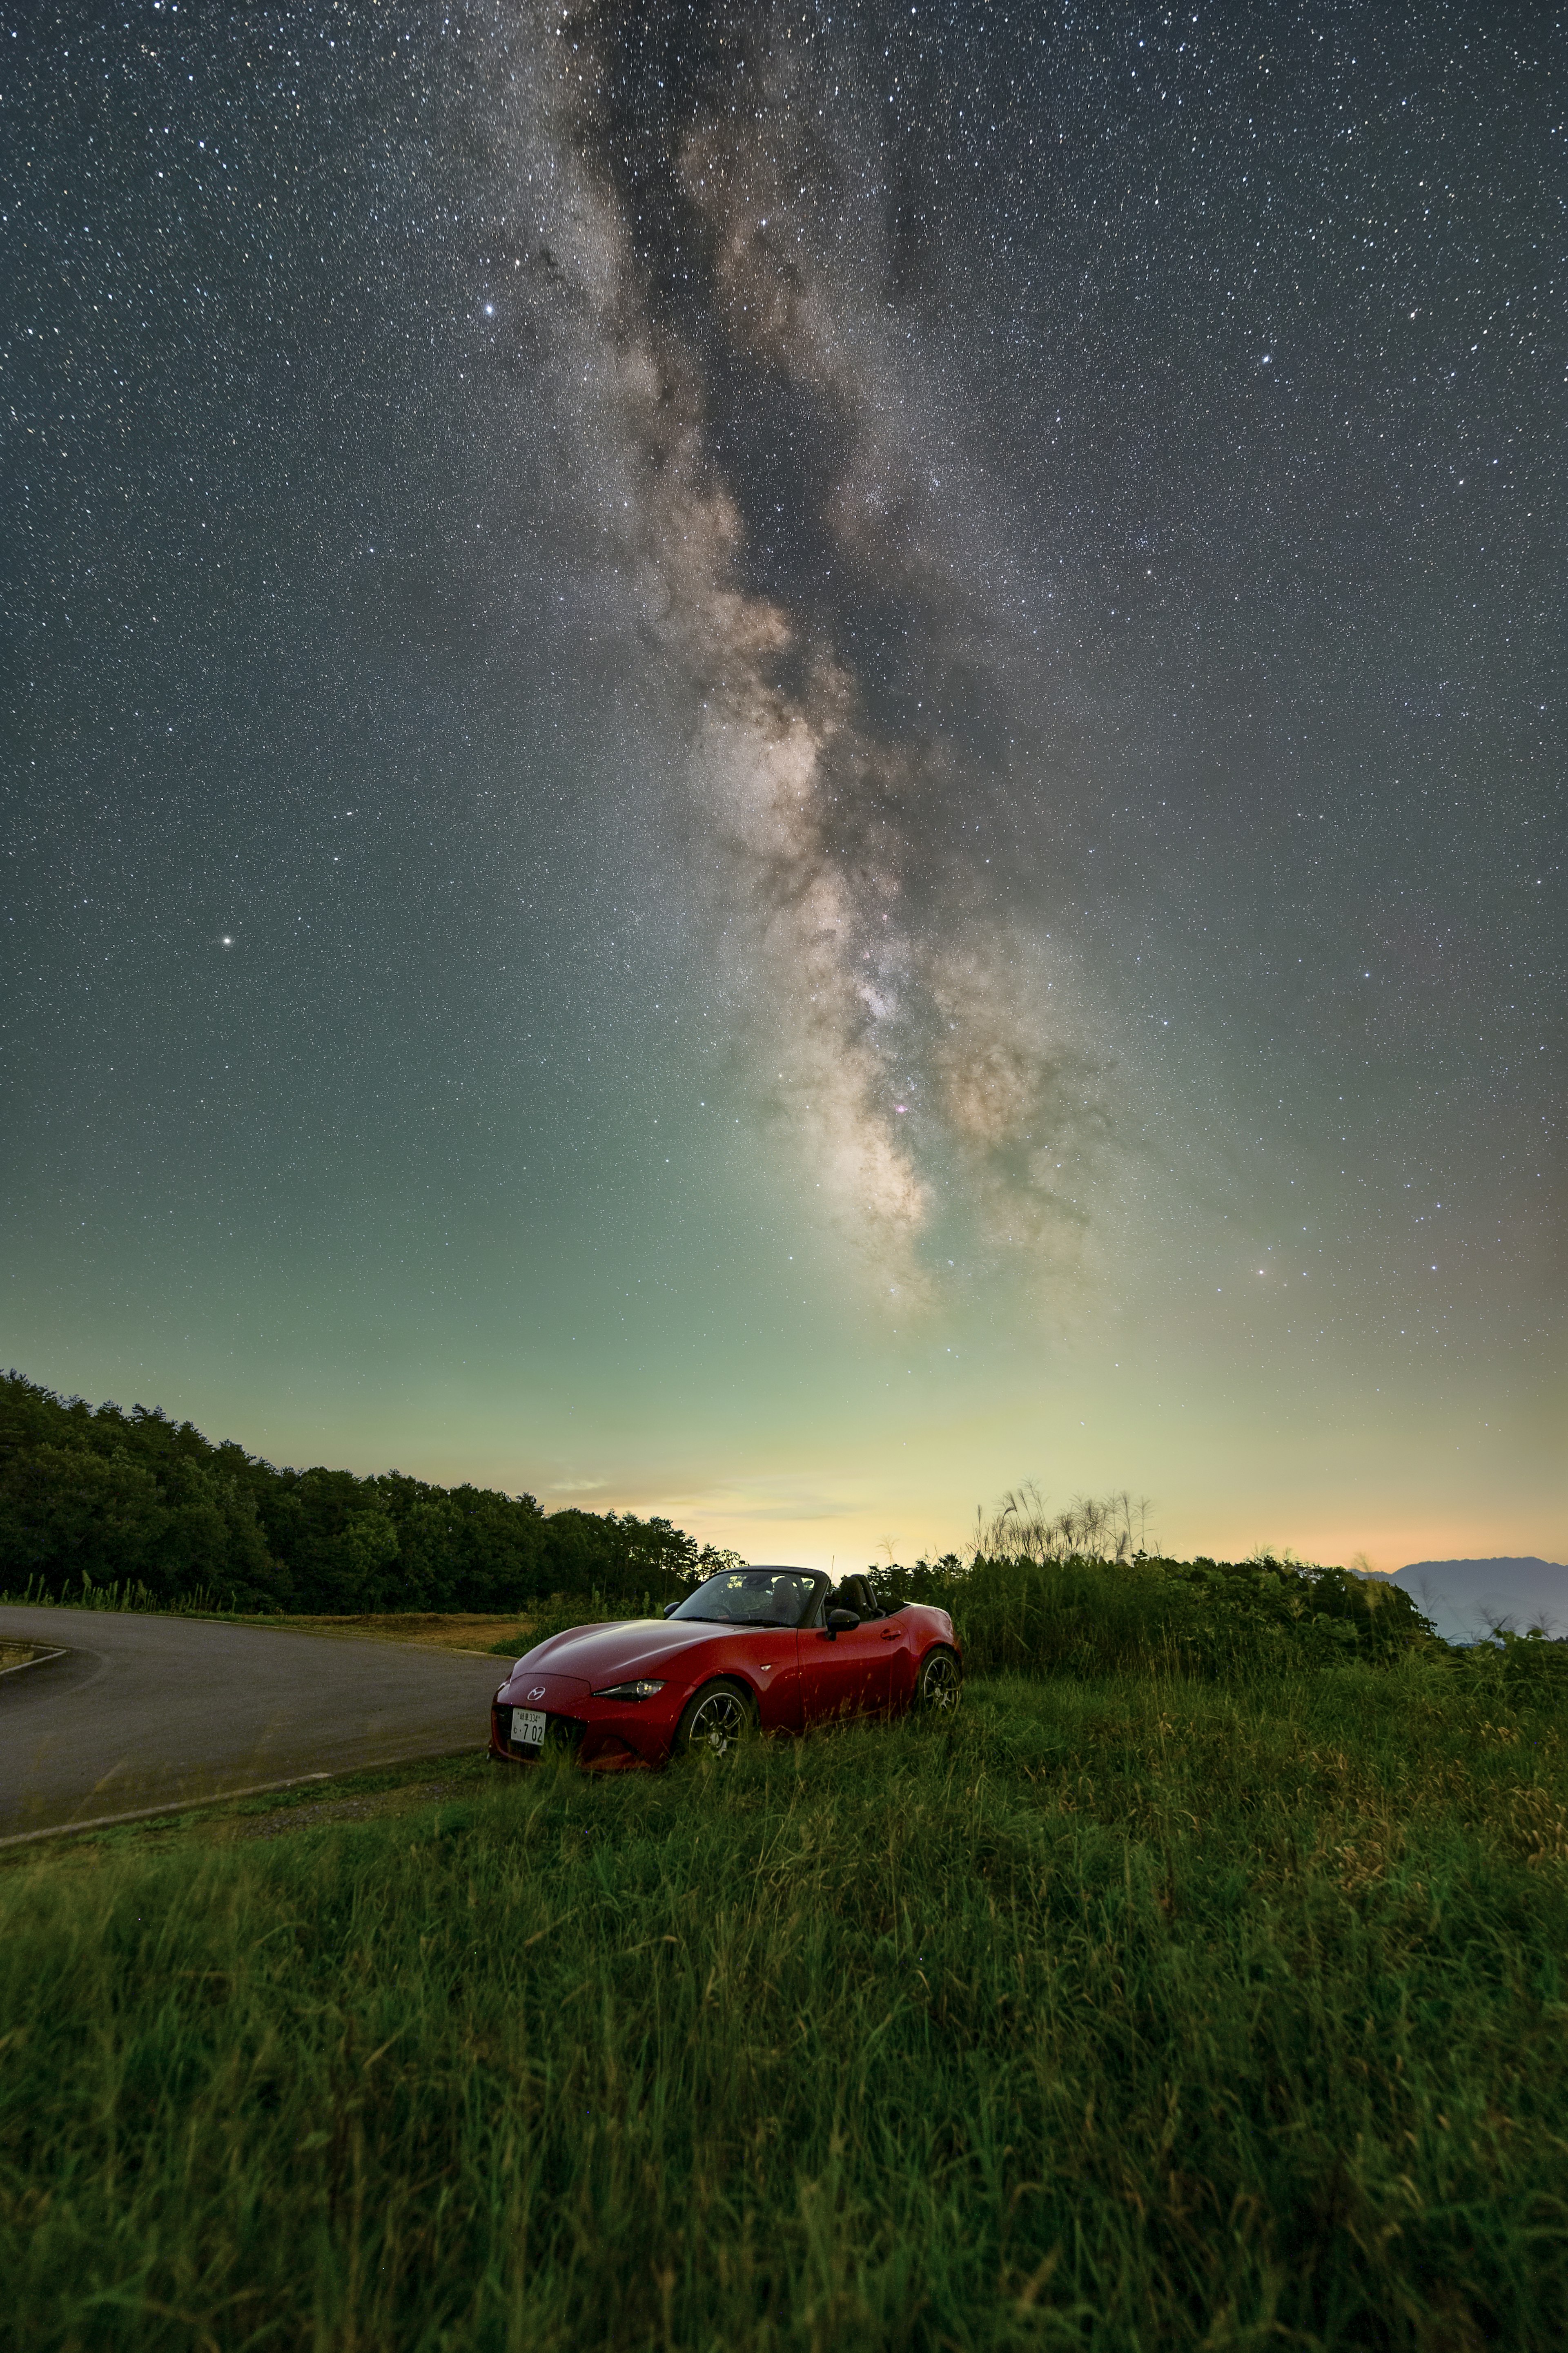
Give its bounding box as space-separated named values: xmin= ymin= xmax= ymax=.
xmin=501 ymin=1616 xmax=751 ymax=1693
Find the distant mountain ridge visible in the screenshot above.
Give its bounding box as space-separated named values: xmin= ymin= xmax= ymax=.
xmin=1387 ymin=1557 xmax=1568 ymax=1644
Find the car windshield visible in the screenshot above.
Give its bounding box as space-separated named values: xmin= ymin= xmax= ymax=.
xmin=669 ymin=1569 xmax=823 ymax=1628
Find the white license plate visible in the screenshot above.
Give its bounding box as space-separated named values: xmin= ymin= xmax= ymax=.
xmin=511 ymin=1707 xmax=546 ymax=1748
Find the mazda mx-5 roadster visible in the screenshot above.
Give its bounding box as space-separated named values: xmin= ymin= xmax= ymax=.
xmin=489 ymin=1565 xmax=962 ymax=1771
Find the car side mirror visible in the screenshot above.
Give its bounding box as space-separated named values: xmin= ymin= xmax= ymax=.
xmin=663 ymin=1601 xmax=680 ymax=1619
xmin=825 ymin=1608 xmax=858 ymax=1640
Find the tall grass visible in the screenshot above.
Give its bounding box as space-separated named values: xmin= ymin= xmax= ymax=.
xmin=0 ymin=1569 xmax=241 ymax=1615
xmin=3 ymin=1657 xmax=1566 ymax=2350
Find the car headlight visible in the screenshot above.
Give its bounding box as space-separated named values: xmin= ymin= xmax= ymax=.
xmin=592 ymin=1678 xmax=667 ymax=1701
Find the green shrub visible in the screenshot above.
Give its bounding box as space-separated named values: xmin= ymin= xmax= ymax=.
xmin=876 ymin=1551 xmax=1435 ymax=1678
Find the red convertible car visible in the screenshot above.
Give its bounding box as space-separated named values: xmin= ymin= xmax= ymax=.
xmin=489 ymin=1565 xmax=961 ymax=1771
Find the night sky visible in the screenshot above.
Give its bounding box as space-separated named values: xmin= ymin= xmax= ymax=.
xmin=5 ymin=2 xmax=1563 ymax=1571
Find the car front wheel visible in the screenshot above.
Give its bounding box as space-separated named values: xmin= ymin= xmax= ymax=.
xmin=675 ymin=1678 xmax=756 ymax=1760
xmin=915 ymin=1645 xmax=962 ymax=1713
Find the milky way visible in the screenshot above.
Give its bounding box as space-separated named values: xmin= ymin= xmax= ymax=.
xmin=475 ymin=4 xmax=1121 ymax=1298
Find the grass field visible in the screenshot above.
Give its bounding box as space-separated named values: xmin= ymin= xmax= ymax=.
xmin=223 ymin=1611 xmax=545 ymax=1655
xmin=3 ymin=1656 xmax=1566 ymax=2352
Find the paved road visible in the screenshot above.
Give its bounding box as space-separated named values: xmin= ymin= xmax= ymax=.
xmin=0 ymin=1606 xmax=507 ymax=1841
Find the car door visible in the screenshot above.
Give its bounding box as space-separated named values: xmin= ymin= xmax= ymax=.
xmin=722 ymin=1626 xmax=804 ymax=1732
xmin=800 ymin=1613 xmax=893 ymax=1723
xmin=874 ymin=1608 xmax=919 ymax=1710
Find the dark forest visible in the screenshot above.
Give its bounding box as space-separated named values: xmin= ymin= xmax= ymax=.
xmin=0 ymin=1373 xmax=728 ymax=1615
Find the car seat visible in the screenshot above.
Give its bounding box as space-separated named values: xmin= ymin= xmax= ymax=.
xmin=834 ymin=1573 xmax=882 ymax=1621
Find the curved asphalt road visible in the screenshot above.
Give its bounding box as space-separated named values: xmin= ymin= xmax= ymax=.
xmin=0 ymin=1605 xmax=507 ymax=1842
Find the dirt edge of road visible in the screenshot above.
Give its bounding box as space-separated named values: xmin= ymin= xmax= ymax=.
xmin=0 ymin=1609 xmax=532 ymax=1659
xmin=0 ymin=1748 xmax=493 ymax=1860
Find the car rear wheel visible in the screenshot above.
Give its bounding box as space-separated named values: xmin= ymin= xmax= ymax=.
xmin=676 ymin=1678 xmax=755 ymax=1760
xmin=915 ymin=1645 xmax=962 ymax=1713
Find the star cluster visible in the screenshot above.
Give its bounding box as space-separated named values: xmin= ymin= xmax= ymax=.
xmin=3 ymin=3 xmax=1561 ymax=1564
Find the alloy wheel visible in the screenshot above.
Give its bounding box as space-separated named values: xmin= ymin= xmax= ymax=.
xmin=919 ymin=1649 xmax=962 ymax=1712
xmin=686 ymin=1686 xmax=749 ymax=1757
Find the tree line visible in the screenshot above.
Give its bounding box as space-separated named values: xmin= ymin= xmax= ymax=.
xmin=0 ymin=1372 xmax=732 ymax=1615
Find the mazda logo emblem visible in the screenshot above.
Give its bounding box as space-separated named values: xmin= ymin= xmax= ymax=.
xmin=527 ymin=1687 xmax=546 ymax=1701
